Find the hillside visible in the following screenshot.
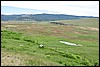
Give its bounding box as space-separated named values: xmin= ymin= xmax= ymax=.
xmin=1 ymin=18 xmax=99 ymax=66
xmin=1 ymin=14 xmax=98 ymax=21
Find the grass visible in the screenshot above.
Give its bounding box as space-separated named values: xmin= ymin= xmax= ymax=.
xmin=56 ymin=18 xmax=99 ymax=28
xmin=1 ymin=18 xmax=99 ymax=66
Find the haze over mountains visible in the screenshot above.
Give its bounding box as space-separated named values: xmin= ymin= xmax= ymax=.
xmin=1 ymin=6 xmax=98 ymax=21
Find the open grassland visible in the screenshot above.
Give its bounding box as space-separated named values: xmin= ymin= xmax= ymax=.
xmin=1 ymin=18 xmax=99 ymax=66
xmin=57 ymin=18 xmax=99 ymax=28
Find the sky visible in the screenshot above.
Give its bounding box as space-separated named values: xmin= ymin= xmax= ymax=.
xmin=1 ymin=1 xmax=99 ymax=17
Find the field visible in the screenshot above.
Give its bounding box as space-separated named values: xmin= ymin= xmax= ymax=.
xmin=1 ymin=18 xmax=99 ymax=66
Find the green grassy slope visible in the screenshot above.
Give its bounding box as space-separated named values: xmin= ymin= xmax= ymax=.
xmin=1 ymin=18 xmax=99 ymax=66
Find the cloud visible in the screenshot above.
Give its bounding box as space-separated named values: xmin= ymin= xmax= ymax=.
xmin=1 ymin=1 xmax=99 ymax=17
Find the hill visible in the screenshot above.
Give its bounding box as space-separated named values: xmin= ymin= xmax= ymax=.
xmin=1 ymin=14 xmax=98 ymax=21
xmin=1 ymin=18 xmax=99 ymax=66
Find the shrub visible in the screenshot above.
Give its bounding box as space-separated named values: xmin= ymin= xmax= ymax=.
xmin=64 ymin=63 xmax=67 ymax=66
xmin=23 ymin=39 xmax=35 ymax=43
xmin=57 ymin=50 xmax=65 ymax=54
xmin=62 ymin=52 xmax=80 ymax=59
xmin=10 ymin=48 xmax=14 ymax=50
xmin=1 ymin=45 xmax=5 ymax=48
xmin=76 ymin=55 xmax=81 ymax=59
xmin=81 ymin=61 xmax=90 ymax=66
xmin=58 ymin=61 xmax=63 ymax=64
xmin=80 ymin=58 xmax=92 ymax=66
xmin=65 ymin=53 xmax=77 ymax=59
xmin=46 ymin=55 xmax=50 ymax=58
xmin=14 ymin=37 xmax=20 ymax=40
xmin=94 ymin=62 xmax=99 ymax=66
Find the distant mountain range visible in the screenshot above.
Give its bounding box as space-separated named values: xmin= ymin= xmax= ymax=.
xmin=1 ymin=6 xmax=98 ymax=21
xmin=1 ymin=14 xmax=98 ymax=21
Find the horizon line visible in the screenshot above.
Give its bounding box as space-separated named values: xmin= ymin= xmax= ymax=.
xmin=1 ymin=13 xmax=99 ymax=17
